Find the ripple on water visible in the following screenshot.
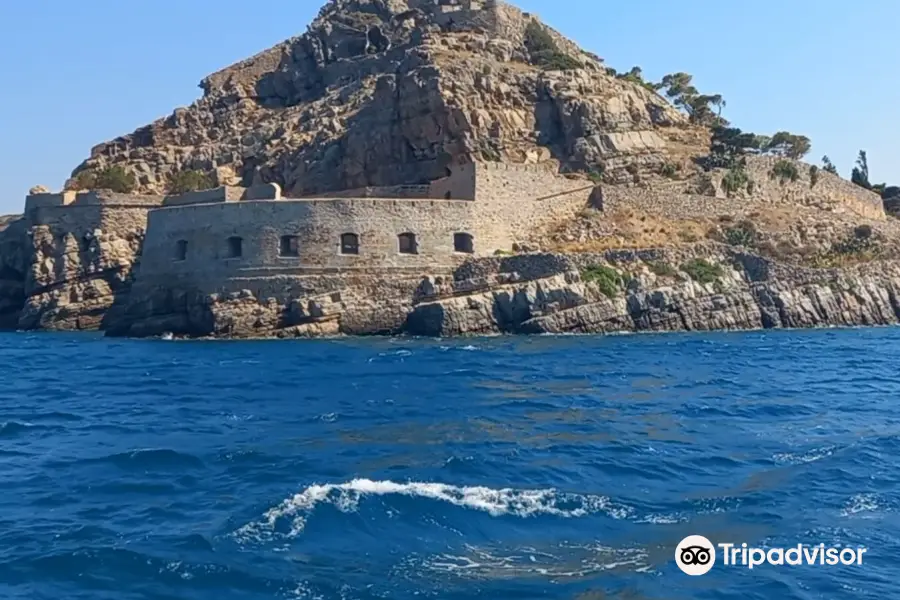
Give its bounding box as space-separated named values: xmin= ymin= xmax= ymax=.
xmin=2 ymin=329 xmax=900 ymax=600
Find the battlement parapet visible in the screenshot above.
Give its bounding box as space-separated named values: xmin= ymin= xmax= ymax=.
xmin=162 ymin=183 xmax=283 ymax=206
xmin=25 ymin=190 xmax=164 ymax=211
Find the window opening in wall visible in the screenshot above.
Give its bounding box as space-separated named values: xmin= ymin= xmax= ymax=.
xmin=444 ymin=191 xmax=452 ymax=199
xmin=398 ymin=232 xmax=418 ymax=255
xmin=226 ymin=236 xmax=243 ymax=259
xmin=174 ymin=239 xmax=188 ymax=261
xmin=280 ymin=235 xmax=299 ymax=257
xmin=340 ymin=233 xmax=359 ymax=255
xmin=453 ymin=232 xmax=474 ymax=254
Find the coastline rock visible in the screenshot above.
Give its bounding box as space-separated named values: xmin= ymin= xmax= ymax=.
xmin=102 ymin=249 xmax=900 ymax=339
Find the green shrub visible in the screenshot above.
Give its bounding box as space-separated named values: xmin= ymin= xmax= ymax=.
xmin=724 ymin=219 xmax=759 ymax=247
xmin=829 ymin=225 xmax=878 ymax=259
xmin=681 ymin=258 xmax=724 ymax=284
xmin=168 ymin=170 xmax=214 ymax=194
xmin=809 ymin=165 xmax=820 ymax=188
xmin=581 ymin=264 xmax=622 ymax=298
xmin=721 ymin=165 xmax=750 ymax=196
xmin=587 ymin=170 xmax=603 ymax=184
xmin=524 ymin=21 xmax=581 ymax=71
xmin=648 ymin=261 xmax=678 ymax=277
xmin=854 ymin=224 xmax=873 ymax=240
xmin=770 ymin=159 xmax=800 ymax=184
xmin=660 ymin=163 xmax=678 ymax=178
xmin=73 ymin=166 xmax=136 ymax=193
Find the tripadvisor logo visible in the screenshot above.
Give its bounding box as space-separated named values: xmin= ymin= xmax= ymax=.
xmin=675 ymin=535 xmax=868 ymax=575
xmin=676 ymin=535 xmax=716 ymax=576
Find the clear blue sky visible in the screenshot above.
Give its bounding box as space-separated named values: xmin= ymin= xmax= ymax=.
xmin=1 ymin=0 xmax=897 ymax=213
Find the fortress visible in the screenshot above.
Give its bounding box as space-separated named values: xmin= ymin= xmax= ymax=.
xmin=1 ymin=0 xmax=891 ymax=338
xmin=21 ymin=160 xmax=595 ymax=321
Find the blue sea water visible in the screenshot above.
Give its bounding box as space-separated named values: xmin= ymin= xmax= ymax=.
xmin=1 ymin=329 xmax=899 ymax=599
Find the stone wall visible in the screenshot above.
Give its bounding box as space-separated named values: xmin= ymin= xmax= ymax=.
xmin=742 ymin=156 xmax=884 ymax=220
xmin=306 ymin=162 xmax=477 ymax=200
xmin=138 ymin=198 xmax=481 ymax=286
xmin=602 ymin=157 xmax=885 ymax=222
xmin=472 ymin=162 xmax=595 ymax=247
xmin=25 ymin=190 xmax=164 ymax=212
xmin=161 ymin=183 xmax=281 ymax=206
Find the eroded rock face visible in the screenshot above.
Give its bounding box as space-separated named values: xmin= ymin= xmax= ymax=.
xmin=67 ymin=0 xmax=692 ymax=196
xmin=17 ymin=225 xmax=145 ymax=331
xmin=404 ymin=252 xmax=900 ymax=336
xmin=103 ymin=248 xmax=900 ymax=339
xmin=0 ymin=215 xmax=28 ymax=329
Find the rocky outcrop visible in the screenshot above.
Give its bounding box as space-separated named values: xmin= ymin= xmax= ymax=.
xmin=15 ymin=224 xmax=144 ymax=331
xmin=406 ymin=251 xmax=900 ymax=336
xmin=2 ymin=0 xmax=894 ymax=339
xmin=67 ymin=0 xmax=694 ymax=196
xmin=102 ymin=247 xmax=900 ymax=339
xmin=0 ymin=215 xmax=27 ymax=329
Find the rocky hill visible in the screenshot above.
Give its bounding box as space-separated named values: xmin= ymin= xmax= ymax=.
xmin=67 ymin=0 xmax=701 ymax=196
xmin=1 ymin=0 xmax=898 ymax=339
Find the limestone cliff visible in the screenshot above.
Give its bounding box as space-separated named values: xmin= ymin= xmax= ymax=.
xmin=0 ymin=215 xmax=27 ymax=328
xmin=67 ymin=0 xmax=694 ymax=195
xmin=18 ymin=224 xmax=144 ymax=331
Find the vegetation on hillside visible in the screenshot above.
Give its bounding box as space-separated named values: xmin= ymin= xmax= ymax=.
xmin=654 ymin=72 xmax=726 ymax=127
xmin=70 ymin=166 xmax=136 ymax=193
xmin=167 ymin=170 xmax=215 ymax=195
xmin=723 ymin=220 xmax=759 ymax=247
xmin=580 ymin=264 xmax=622 ymax=298
xmin=849 ymin=150 xmax=899 ymax=200
xmin=681 ymin=259 xmax=724 ymax=285
xmin=770 ymin=159 xmax=800 ymax=184
xmin=524 ymin=21 xmax=581 ymax=71
xmin=609 ymin=66 xmax=659 ymax=92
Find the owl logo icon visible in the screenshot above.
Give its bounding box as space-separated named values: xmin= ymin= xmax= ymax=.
xmin=675 ymin=535 xmax=716 ymax=576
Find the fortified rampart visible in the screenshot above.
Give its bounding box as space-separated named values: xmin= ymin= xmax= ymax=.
xmin=23 ymin=190 xmax=164 ymax=243
xmin=603 ymin=157 xmax=886 ymax=222
xmin=136 ymin=161 xmax=594 ymax=292
xmin=743 ymin=157 xmax=885 ymax=220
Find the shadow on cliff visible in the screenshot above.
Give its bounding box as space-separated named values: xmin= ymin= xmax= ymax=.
xmin=249 ymin=43 xmax=463 ymax=196
xmin=0 ymin=216 xmax=28 ymax=329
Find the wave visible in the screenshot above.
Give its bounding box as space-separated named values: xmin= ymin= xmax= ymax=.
xmin=74 ymin=448 xmax=206 ymax=470
xmin=0 ymin=421 xmax=33 ymax=437
xmin=841 ymin=493 xmax=882 ymax=517
xmin=235 ymin=479 xmax=630 ymax=541
xmin=773 ymin=445 xmax=837 ymax=465
xmin=396 ymin=543 xmax=653 ymax=581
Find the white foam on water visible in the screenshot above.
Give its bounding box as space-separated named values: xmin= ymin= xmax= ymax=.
xmin=398 ymin=543 xmax=652 ymax=581
xmin=841 ymin=493 xmax=881 ymax=517
xmin=773 ymin=445 xmax=836 ymax=465
xmin=235 ymin=479 xmax=629 ymax=542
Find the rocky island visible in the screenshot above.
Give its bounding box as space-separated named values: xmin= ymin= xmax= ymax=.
xmin=2 ymin=0 xmax=900 ymax=339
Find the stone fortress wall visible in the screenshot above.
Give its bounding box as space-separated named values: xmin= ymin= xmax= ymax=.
xmin=18 ymin=152 xmax=882 ymax=317
xmin=136 ymin=161 xmax=594 ymax=291
xmin=603 ymin=156 xmax=886 ymax=222
xmin=23 ymin=190 xmax=165 ymax=253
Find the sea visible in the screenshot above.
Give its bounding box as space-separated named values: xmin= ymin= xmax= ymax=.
xmin=1 ymin=328 xmax=898 ymax=599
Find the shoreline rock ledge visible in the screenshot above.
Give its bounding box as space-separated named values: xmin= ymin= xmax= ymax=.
xmin=102 ymin=248 xmax=900 ymax=339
